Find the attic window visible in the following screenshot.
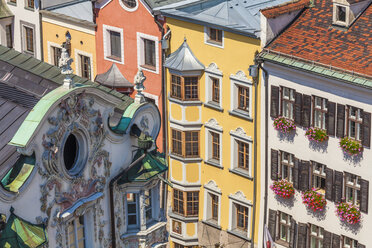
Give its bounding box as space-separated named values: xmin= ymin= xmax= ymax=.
xmin=333 ymin=3 xmax=349 ymax=26
xmin=337 ymin=6 xmax=346 ymax=22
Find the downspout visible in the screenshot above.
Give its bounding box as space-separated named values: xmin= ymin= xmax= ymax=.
xmin=39 ymin=0 xmax=44 ymax=61
xmin=255 ymin=57 xmax=269 ymax=248
xmin=109 ymin=152 xmax=147 ymax=248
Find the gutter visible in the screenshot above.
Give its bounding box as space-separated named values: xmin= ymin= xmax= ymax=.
xmin=109 ymin=152 xmax=147 ymax=248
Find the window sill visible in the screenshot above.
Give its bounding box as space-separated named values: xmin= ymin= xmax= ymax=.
xmin=275 ymin=239 xmax=290 ymax=247
xmin=24 ymin=6 xmax=34 ymax=11
xmin=169 ymin=153 xmax=203 ymax=163
xmin=105 ymin=55 xmax=123 ymax=63
xmin=202 ymin=220 xmax=221 ymax=230
xmin=121 ymin=221 xmax=167 ymax=239
xmin=140 ymin=64 xmax=156 ymax=71
xmin=204 ymin=101 xmax=223 ymax=112
xmin=168 ymin=211 xmax=199 ymax=222
xmin=227 ymin=229 xmax=250 ymax=242
xmin=204 ymin=159 xmax=223 ymax=169
xmin=206 ymin=40 xmax=223 ymax=48
xmin=168 ymin=97 xmax=203 ymax=106
xmin=229 ymin=168 xmax=253 ymax=180
xmin=7 ymin=1 xmax=16 ymax=6
xmin=228 ymin=109 xmax=253 ymax=122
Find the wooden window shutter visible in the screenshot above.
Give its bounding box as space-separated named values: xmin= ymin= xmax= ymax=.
xmin=294 ymin=92 xmax=303 ymax=126
xmin=270 ymin=85 xmax=280 ymax=118
xmin=360 ymin=179 xmax=369 ymax=213
xmin=323 ymin=230 xmax=332 ymax=248
xmin=325 ymin=167 xmax=334 ymax=201
xmin=271 ymin=149 xmax=279 ymax=181
xmin=326 ymin=101 xmax=336 ymax=136
xmin=331 ymin=234 xmax=340 ymax=248
xmin=333 ymin=171 xmax=343 ymax=203
xmin=362 ymin=111 xmax=371 ymax=147
xmin=268 ymin=209 xmax=277 ymax=239
xmin=296 ymin=223 xmax=308 ymax=248
xmin=336 ymin=104 xmax=345 ymax=138
xmin=293 ymin=158 xmax=300 ymax=190
xmin=299 ymin=161 xmax=310 ymax=191
xmin=357 ymin=244 xmax=366 ymax=248
xmin=302 ymin=94 xmax=311 ymax=128
xmin=289 ymin=218 xmax=297 ymax=248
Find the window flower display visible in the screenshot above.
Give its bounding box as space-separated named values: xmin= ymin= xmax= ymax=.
xmin=270 ymin=179 xmax=295 ymax=199
xmin=305 ymin=127 xmax=329 ymax=143
xmin=273 ymin=116 xmax=296 ymax=134
xmin=301 ymin=189 xmax=327 ymax=212
xmin=339 ymin=137 xmax=363 ymax=156
xmin=335 ymin=202 xmax=361 ymax=225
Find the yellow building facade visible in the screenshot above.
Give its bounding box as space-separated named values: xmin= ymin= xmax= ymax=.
xmin=41 ymin=9 xmax=96 ymax=81
xmin=163 ymin=14 xmax=262 ymax=248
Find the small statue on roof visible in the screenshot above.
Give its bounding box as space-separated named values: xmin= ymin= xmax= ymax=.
xmin=134 ymin=68 xmax=146 ymax=103
xmin=59 ymin=35 xmax=74 ymax=89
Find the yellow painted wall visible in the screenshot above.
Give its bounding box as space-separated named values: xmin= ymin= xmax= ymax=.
xmin=166 ymin=17 xmax=262 ymax=245
xmin=41 ymin=20 xmax=97 ymax=80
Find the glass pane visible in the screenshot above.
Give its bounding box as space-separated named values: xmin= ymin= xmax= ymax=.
xmin=128 ymin=215 xmax=137 ymax=225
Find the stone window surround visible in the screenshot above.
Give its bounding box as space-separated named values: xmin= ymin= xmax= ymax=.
xmin=74 ymin=49 xmax=94 ymax=80
xmin=103 ymin=24 xmax=124 ymax=64
xmin=136 ymin=32 xmax=159 ymax=74
xmin=332 ymin=2 xmax=350 ymax=26
xmin=20 ymin=20 xmax=36 ymax=57
xmin=204 ymin=26 xmax=224 ymax=49
xmin=229 ymin=127 xmax=253 ymax=178
xmin=204 ymin=118 xmax=223 ymax=168
xmin=230 ymin=71 xmax=253 ymax=119
xmin=119 ymin=0 xmax=139 ymax=12
xmin=228 ymin=191 xmax=252 ymax=240
xmin=203 ymin=180 xmax=222 ymax=227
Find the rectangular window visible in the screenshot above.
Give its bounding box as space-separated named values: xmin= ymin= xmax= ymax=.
xmin=310 ymin=224 xmax=323 ymax=248
xmin=172 ymin=189 xmax=199 ymax=217
xmin=184 ymin=77 xmax=199 ymax=100
xmin=348 ymin=106 xmax=362 ymax=141
xmin=343 ymin=236 xmax=358 ymax=248
xmin=337 ymin=6 xmax=346 ymax=22
xmin=171 ymin=75 xmax=182 ymax=99
xmin=345 ymin=173 xmax=361 ymax=206
xmin=171 ymin=129 xmax=199 ymax=158
xmin=9 ymin=0 xmax=16 ymax=3
xmin=313 ymin=96 xmax=327 ymax=129
xmin=27 ymin=0 xmax=34 ymax=8
xmin=144 ymin=189 xmax=152 ymax=221
xmin=279 ymin=212 xmax=291 ymax=242
xmin=211 ymin=77 xmax=220 ymax=103
xmin=207 ymin=27 xmax=222 ymax=44
xmin=109 ymin=30 xmax=121 ymax=59
xmin=51 ymin=46 xmax=62 ymax=66
xmin=211 ymin=194 xmax=219 ymax=221
xmin=127 ymin=193 xmax=139 ymax=226
xmin=67 ymin=216 xmax=85 ymax=248
xmin=172 ymin=220 xmax=182 ymax=234
xmin=281 ymin=87 xmax=295 ymax=120
xmin=24 ymin=26 xmax=34 ymax=53
xmin=211 ymin=131 xmax=220 ymax=161
xmin=238 ymin=86 xmax=249 ymax=111
xmin=235 ymin=203 xmax=248 ymax=231
xmin=312 ymin=162 xmax=326 ymax=194
xmin=79 ymin=55 xmax=91 ymax=80
xmin=237 ymin=141 xmax=249 ymax=171
xmin=280 ymin=151 xmax=294 ymax=183
xmin=143 ymin=39 xmax=155 ymax=68
xmin=5 ymin=25 xmax=12 ymax=48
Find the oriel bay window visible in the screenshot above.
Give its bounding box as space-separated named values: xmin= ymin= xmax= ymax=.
xmin=172 ymin=189 xmax=199 ymax=217
xmin=170 ymin=74 xmax=199 ymax=101
xmin=171 ymin=129 xmax=199 ymax=158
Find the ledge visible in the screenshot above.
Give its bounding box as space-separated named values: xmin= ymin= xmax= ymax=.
xmin=169 ymin=97 xmax=203 ymax=106
xmin=24 ymin=6 xmax=34 ymax=11
xmin=169 ymin=154 xmax=203 ymax=163
xmin=168 ymin=211 xmax=199 ymax=222
xmin=227 ymin=229 xmax=251 ymax=242
xmin=121 ymin=221 xmax=167 ymax=240
xmin=169 ymin=233 xmax=199 ymax=243
xmin=7 ymin=1 xmax=16 ymax=6
xmin=204 ymin=101 xmax=223 ymax=112
xmin=204 ymin=159 xmax=223 ymax=169
xmin=229 ymin=168 xmax=253 ymax=180
xmin=201 ymin=220 xmax=222 ymax=230
xmin=228 ymin=109 xmax=253 ymax=122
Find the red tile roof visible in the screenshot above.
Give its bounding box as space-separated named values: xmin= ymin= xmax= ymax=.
xmin=266 ymin=0 xmax=372 ymax=76
xmin=261 ymin=0 xmax=310 ymax=19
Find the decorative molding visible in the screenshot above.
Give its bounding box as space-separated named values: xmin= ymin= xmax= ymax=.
xmin=119 ymin=0 xmax=139 ymax=12
xmin=204 ymin=118 xmax=222 ymax=132
xmin=229 ymin=127 xmax=252 ymax=142
xmin=204 ymin=180 xmax=221 ymax=195
xmin=205 ymin=63 xmax=222 ymax=76
xmin=228 ymin=191 xmax=252 ymax=206
xmin=230 ymin=70 xmax=252 ymax=84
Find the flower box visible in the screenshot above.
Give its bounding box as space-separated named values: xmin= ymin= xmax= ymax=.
xmin=301 ymin=189 xmax=327 ymax=212
xmin=273 ymin=116 xmax=296 ymax=134
xmin=335 ymin=202 xmax=361 ymax=225
xmin=305 ymin=127 xmax=329 ymax=143
xmin=339 ymin=137 xmax=363 ymax=156
xmin=270 ymin=179 xmax=295 ymax=199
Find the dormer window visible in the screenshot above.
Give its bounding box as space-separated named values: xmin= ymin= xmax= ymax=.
xmin=336 ymin=5 xmax=346 ymax=22
xmin=333 ymin=3 xmax=349 ymax=26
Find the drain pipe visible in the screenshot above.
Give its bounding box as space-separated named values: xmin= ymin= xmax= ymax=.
xmin=109 ymin=152 xmax=147 ymax=248
xmin=255 ymin=57 xmax=269 ymax=247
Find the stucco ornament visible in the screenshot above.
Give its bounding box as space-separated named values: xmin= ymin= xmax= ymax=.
xmin=134 ymin=69 xmax=146 ymax=103
xmin=204 ymin=180 xmax=222 ymax=194
xmin=205 ymin=62 xmax=222 ymax=76
xmin=229 ymin=191 xmax=252 ymax=206
xmin=230 ymin=70 xmax=251 ymax=84
xmin=205 ymin=118 xmax=223 ymax=132
xmin=230 ymin=127 xmax=252 ymax=141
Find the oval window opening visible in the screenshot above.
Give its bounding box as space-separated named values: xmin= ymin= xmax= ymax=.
xmin=63 ymin=134 xmax=79 ymax=171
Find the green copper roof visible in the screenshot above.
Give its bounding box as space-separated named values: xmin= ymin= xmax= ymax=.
xmin=109 ymin=102 xmax=146 ymax=134
xmin=117 ymin=149 xmax=167 ymax=185
xmin=260 ymin=52 xmax=372 ymax=89
xmin=0 ymin=209 xmax=47 ymax=248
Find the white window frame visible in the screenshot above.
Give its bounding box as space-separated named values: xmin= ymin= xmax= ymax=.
xmin=333 ymin=3 xmax=349 ymax=26
xmin=279 ymin=151 xmax=294 ymax=183
xmin=205 ymin=63 xmax=223 ymax=108
xmin=348 ymin=106 xmax=362 ymax=141
xmin=47 ymin=41 xmax=62 ymax=66
xmin=230 ymin=71 xmax=253 ymax=117
xmin=230 ymin=127 xmax=253 ymax=177
xmin=75 ymin=49 xmax=94 ymax=80
xmin=125 ymin=191 xmax=140 ymax=229
xmin=310 ymin=224 xmax=324 ymax=248
xmin=103 ymin=24 xmax=124 ymax=64
xmin=204 ymin=26 xmax=224 ymax=48
xmin=345 ymin=173 xmax=361 ymax=206
xmin=136 ymin=32 xmax=159 ymax=74
xmin=119 ymin=0 xmax=139 ymax=12
xmin=203 ymin=180 xmax=222 ymax=227
xmin=343 ymin=236 xmax=358 ymax=248
xmin=204 ymin=118 xmax=223 ymax=168
xmin=228 ymin=191 xmax=252 ymax=239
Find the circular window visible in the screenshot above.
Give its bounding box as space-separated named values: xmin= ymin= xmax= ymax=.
xmin=62 ymin=132 xmax=86 ymax=176
xmin=122 ymin=0 xmax=136 ymax=8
